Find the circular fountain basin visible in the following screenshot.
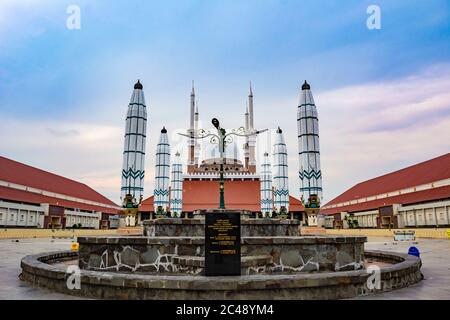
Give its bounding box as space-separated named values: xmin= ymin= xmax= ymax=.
xmin=19 ymin=217 xmax=422 ymax=299
xmin=19 ymin=249 xmax=422 ymax=300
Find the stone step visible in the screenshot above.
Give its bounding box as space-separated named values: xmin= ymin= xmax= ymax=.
xmin=172 ymin=255 xmax=273 ymax=268
xmin=116 ymin=227 xmax=143 ymax=235
xmin=300 ymin=226 xmax=327 ymax=235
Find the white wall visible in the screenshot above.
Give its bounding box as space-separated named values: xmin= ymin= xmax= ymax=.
xmin=0 ymin=200 xmax=46 ymax=228
xmin=0 ymin=200 xmax=104 ymax=229
xmin=324 ymin=199 xmax=450 ymax=229
xmin=397 ymin=200 xmax=450 ymax=227
xmin=354 ymin=210 xmax=378 ymax=228
xmin=65 ymin=209 xmax=101 ymax=229
xmin=307 ymin=214 xmax=318 ymax=226
xmin=322 ymin=215 xmax=334 ymax=228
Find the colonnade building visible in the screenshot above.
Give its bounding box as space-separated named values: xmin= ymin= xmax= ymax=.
xmin=320 ymin=153 xmax=450 ymax=229
xmin=0 ymin=156 xmax=121 ymax=229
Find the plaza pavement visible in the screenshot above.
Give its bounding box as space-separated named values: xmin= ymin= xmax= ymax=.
xmin=357 ymin=237 xmax=450 ymax=299
xmin=0 ymin=238 xmax=83 ymax=300
xmin=0 ymin=237 xmax=449 ymax=300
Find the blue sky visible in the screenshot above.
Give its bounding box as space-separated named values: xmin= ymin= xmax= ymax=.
xmin=0 ymin=0 xmax=449 ymax=203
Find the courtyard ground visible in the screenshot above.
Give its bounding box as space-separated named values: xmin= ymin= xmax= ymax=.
xmin=358 ymin=237 xmax=450 ymax=299
xmin=0 ymin=236 xmax=449 ymax=300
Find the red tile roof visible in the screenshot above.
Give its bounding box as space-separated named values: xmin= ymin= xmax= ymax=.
xmin=321 ymin=153 xmax=450 ymax=215
xmin=0 ymin=186 xmax=119 ymax=214
xmin=0 ymin=156 xmax=120 ymax=213
xmin=140 ymin=180 xmax=304 ymax=212
xmin=321 ymin=185 xmax=450 ymax=215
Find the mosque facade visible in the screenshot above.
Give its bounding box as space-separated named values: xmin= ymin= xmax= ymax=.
xmin=137 ymin=82 xmax=323 ymax=226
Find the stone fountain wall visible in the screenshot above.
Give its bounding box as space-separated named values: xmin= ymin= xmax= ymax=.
xmin=78 ymin=237 xmax=204 ymax=273
xmin=143 ymin=218 xmax=301 ymax=237
xmin=77 ymin=235 xmax=366 ymax=274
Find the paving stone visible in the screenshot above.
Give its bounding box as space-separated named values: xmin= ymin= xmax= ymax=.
xmin=2 ymin=237 xmax=449 ymax=299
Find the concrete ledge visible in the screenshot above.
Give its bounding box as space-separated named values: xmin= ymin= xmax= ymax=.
xmin=325 ymin=228 xmax=450 ymax=239
xmin=143 ymin=218 xmax=302 ymax=237
xmin=77 ymin=235 xmax=366 ymax=245
xmin=146 ymin=219 xmax=300 ymax=225
xmin=0 ymin=228 xmax=118 ymax=240
xmin=19 ymin=250 xmax=422 ymax=300
xmin=78 ymin=236 xmax=205 ymax=245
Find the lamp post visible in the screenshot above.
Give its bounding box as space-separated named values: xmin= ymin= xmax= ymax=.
xmin=211 ymin=118 xmax=226 ymax=209
xmin=180 ymin=118 xmax=267 ymax=210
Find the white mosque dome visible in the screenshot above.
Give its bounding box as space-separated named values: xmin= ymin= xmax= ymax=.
xmin=202 ymin=139 xmax=242 ymax=164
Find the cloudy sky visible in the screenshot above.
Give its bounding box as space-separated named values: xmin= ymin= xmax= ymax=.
xmin=0 ymin=0 xmax=449 ymax=205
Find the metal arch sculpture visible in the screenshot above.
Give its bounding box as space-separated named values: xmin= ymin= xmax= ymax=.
xmin=179 ymin=119 xmax=267 ymax=209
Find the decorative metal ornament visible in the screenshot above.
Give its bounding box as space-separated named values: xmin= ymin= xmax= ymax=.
xmin=179 ymin=119 xmax=267 ymax=209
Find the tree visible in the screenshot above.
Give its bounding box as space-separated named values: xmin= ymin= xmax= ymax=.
xmin=344 ymin=215 xmax=359 ymax=229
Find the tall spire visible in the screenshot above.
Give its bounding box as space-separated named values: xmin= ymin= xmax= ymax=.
xmin=273 ymin=127 xmax=289 ymax=213
xmin=297 ymin=80 xmax=322 ymax=211
xmin=260 ymin=152 xmax=273 ymax=217
xmin=190 ymin=81 xmax=195 ymax=129
xmin=246 ymin=82 xmax=256 ymax=173
xmin=245 ymin=101 xmax=249 ymax=129
xmin=194 ymin=99 xmax=200 ymax=168
xmin=170 ymin=151 xmax=183 ymax=217
xmin=248 ymin=82 xmax=254 ymax=129
xmin=121 ymin=80 xmax=147 ymax=205
xmin=243 ymin=102 xmax=250 ymax=169
xmin=188 ymin=81 xmax=196 ymax=171
xmin=154 ymin=127 xmax=171 ymax=214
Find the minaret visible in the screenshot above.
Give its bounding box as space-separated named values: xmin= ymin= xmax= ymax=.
xmin=260 ymin=152 xmax=273 ymax=217
xmin=190 ymin=81 xmax=195 ymax=130
xmin=297 ymin=80 xmax=322 ymax=205
xmin=121 ymin=80 xmax=147 ymax=205
xmin=154 ymin=127 xmax=171 ymax=213
xmin=247 ymin=83 xmax=256 ymax=173
xmin=194 ymin=101 xmax=200 ymax=167
xmin=170 ymin=152 xmax=183 ymax=217
xmin=245 ymin=104 xmax=250 ymax=130
xmin=248 ymin=82 xmax=254 ymax=129
xmin=187 ymin=82 xmax=196 ymax=173
xmin=273 ymin=127 xmax=289 ymax=213
xmin=243 ymin=104 xmax=250 ymax=169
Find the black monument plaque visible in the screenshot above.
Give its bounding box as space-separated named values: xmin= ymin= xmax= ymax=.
xmin=204 ymin=210 xmax=241 ymax=276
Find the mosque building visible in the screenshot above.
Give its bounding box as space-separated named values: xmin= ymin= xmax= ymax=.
xmin=5 ymin=80 xmax=447 ymax=231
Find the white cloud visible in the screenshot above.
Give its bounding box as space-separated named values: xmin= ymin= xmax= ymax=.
xmin=233 ymin=64 xmax=450 ymax=205
xmin=0 ymin=117 xmax=125 ymax=202
xmin=316 ymin=64 xmax=450 ymax=203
